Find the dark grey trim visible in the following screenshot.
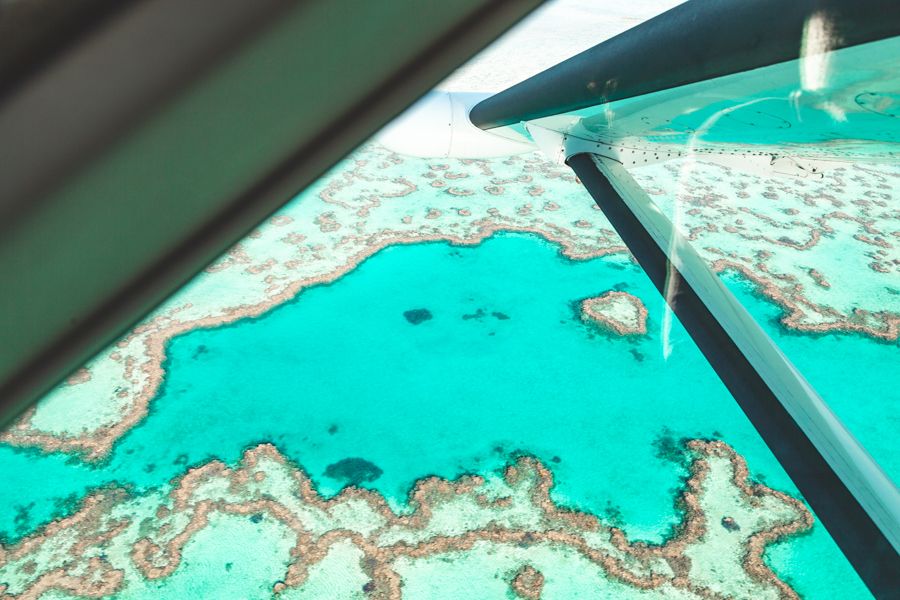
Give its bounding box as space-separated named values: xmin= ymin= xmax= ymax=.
xmin=0 ymin=0 xmax=134 ymax=98
xmin=471 ymin=0 xmax=900 ymax=129
xmin=567 ymin=152 xmax=899 ymax=599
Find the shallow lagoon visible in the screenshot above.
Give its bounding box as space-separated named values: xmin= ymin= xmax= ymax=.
xmin=0 ymin=232 xmax=875 ymax=598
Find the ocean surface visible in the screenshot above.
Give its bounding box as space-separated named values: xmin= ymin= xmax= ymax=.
xmin=0 ymin=232 xmax=880 ymax=598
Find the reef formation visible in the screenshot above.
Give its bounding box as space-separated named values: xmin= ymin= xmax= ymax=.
xmin=0 ymin=440 xmax=812 ymax=599
xmin=2 ymin=145 xmax=897 ymax=461
xmin=580 ymin=292 xmax=649 ymax=335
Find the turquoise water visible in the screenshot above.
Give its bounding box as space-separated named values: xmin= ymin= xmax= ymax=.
xmin=724 ymin=274 xmax=900 ymax=483
xmin=0 ymin=233 xmax=872 ymax=597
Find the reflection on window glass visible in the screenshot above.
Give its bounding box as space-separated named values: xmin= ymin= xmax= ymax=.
xmin=0 ymin=1 xmax=888 ymax=599
xmin=632 ymin=159 xmax=900 ymax=485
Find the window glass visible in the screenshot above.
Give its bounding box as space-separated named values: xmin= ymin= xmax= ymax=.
xmin=0 ymin=1 xmax=877 ymax=598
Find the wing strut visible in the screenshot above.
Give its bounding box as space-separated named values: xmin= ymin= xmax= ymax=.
xmin=566 ymin=152 xmax=900 ymax=599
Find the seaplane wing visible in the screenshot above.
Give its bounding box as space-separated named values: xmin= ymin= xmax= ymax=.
xmin=385 ymin=0 xmax=900 ymax=176
xmin=476 ymin=0 xmax=900 ymax=172
xmin=518 ymin=32 xmax=900 ymax=178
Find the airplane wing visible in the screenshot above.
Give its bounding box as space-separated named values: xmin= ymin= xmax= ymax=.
xmin=472 ymin=0 xmax=900 ymax=170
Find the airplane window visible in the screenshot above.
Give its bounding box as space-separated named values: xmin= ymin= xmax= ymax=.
xmin=0 ymin=1 xmax=892 ymax=598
